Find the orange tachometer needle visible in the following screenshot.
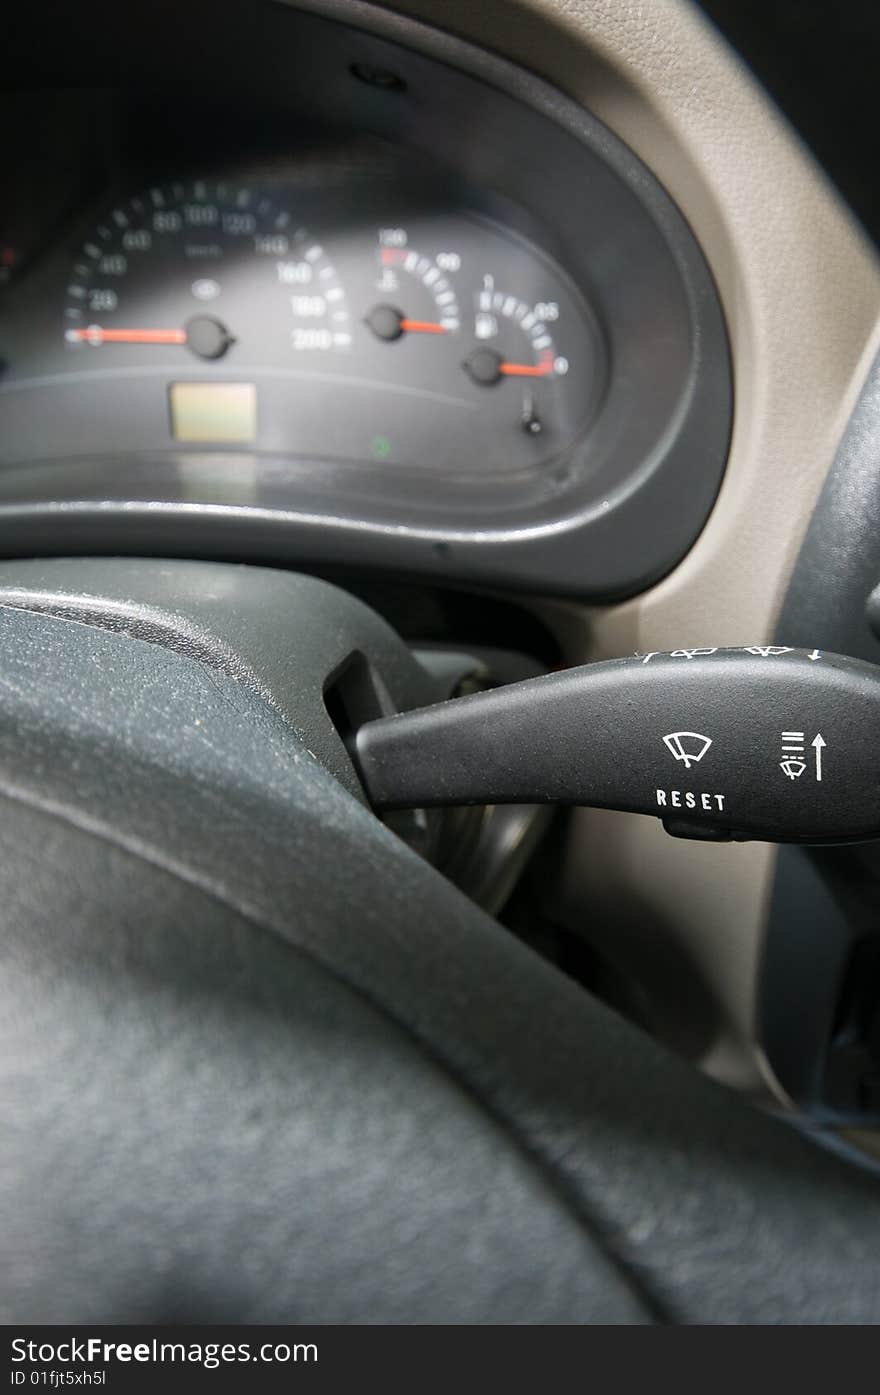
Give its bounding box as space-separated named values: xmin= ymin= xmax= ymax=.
xmin=69 ymin=327 xmax=187 ymax=345
xmin=498 ymin=360 xmax=554 ymax=377
xmin=398 ymin=318 xmax=447 ymax=335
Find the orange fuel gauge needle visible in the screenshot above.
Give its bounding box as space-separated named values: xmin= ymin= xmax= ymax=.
xmin=498 ymin=359 xmax=554 ymax=377
xmin=464 ymin=347 xmax=557 ymax=387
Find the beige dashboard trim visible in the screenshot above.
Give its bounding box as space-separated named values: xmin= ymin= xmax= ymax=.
xmin=294 ymin=0 xmax=880 ymax=1092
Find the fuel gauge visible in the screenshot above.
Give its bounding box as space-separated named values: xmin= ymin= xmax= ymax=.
xmin=462 ymin=275 xmax=573 ymax=437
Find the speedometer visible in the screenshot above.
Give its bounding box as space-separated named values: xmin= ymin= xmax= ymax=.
xmin=63 ymin=179 xmax=351 ymax=362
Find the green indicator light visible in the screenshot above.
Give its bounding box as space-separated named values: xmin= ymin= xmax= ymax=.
xmin=370 ymin=434 xmax=392 ymax=459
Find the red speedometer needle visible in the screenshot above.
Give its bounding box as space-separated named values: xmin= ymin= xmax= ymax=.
xmin=67 ymin=317 xmax=234 ymax=359
xmin=398 ymin=318 xmax=447 ymax=335
xmin=68 ymin=326 xmax=188 ymax=345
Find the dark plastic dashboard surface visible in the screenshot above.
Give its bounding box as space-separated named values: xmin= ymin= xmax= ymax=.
xmin=0 ymin=0 xmax=732 ymax=598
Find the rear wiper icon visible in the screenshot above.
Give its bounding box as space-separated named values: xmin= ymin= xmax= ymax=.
xmin=779 ymin=758 xmax=807 ymax=780
xmin=662 ymin=731 xmax=713 ymax=769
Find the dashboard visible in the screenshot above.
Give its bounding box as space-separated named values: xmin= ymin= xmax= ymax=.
xmin=4 ymin=0 xmax=880 ymax=1127
xmin=0 ymin=0 xmax=731 ymax=598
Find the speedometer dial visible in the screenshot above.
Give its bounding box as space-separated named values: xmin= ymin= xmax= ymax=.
xmin=63 ymin=180 xmax=351 ymax=361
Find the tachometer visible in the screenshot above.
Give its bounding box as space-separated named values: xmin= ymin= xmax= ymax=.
xmin=63 ymin=179 xmax=351 ymax=361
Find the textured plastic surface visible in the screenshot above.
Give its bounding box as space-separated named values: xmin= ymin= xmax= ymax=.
xmin=0 ymin=601 xmax=639 ymax=1322
xmin=0 ymin=557 xmax=437 ymax=799
xmin=357 ymin=646 xmax=880 ymax=843
xmin=4 ymin=569 xmax=880 ymax=1321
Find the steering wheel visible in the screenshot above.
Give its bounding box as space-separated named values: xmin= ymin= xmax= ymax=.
xmin=3 ymin=557 xmax=880 ymax=1324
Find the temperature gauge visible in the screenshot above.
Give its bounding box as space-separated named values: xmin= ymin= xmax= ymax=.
xmin=366 ymin=235 xmax=461 ymax=340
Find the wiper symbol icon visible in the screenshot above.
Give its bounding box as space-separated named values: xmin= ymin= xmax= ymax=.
xmin=663 ymin=731 xmax=713 ymax=769
xmin=779 ymin=758 xmax=807 ymax=780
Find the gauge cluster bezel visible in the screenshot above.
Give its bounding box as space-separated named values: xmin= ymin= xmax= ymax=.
xmin=0 ymin=0 xmax=732 ymax=599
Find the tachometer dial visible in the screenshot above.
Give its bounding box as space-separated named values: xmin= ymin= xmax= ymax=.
xmin=62 ymin=180 xmax=351 ymax=360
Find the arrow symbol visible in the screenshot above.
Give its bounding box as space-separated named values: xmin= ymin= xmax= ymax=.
xmin=812 ymin=733 xmax=826 ymax=781
xmin=809 ymin=649 xmax=821 ymax=661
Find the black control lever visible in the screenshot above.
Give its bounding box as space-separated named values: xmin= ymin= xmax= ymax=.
xmin=355 ymin=647 xmax=880 ymax=844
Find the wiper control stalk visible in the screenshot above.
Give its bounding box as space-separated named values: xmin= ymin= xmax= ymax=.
xmin=355 ymin=647 xmax=880 ymax=844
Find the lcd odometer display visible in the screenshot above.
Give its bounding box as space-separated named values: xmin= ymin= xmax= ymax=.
xmin=169 ymin=382 xmax=257 ymax=442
